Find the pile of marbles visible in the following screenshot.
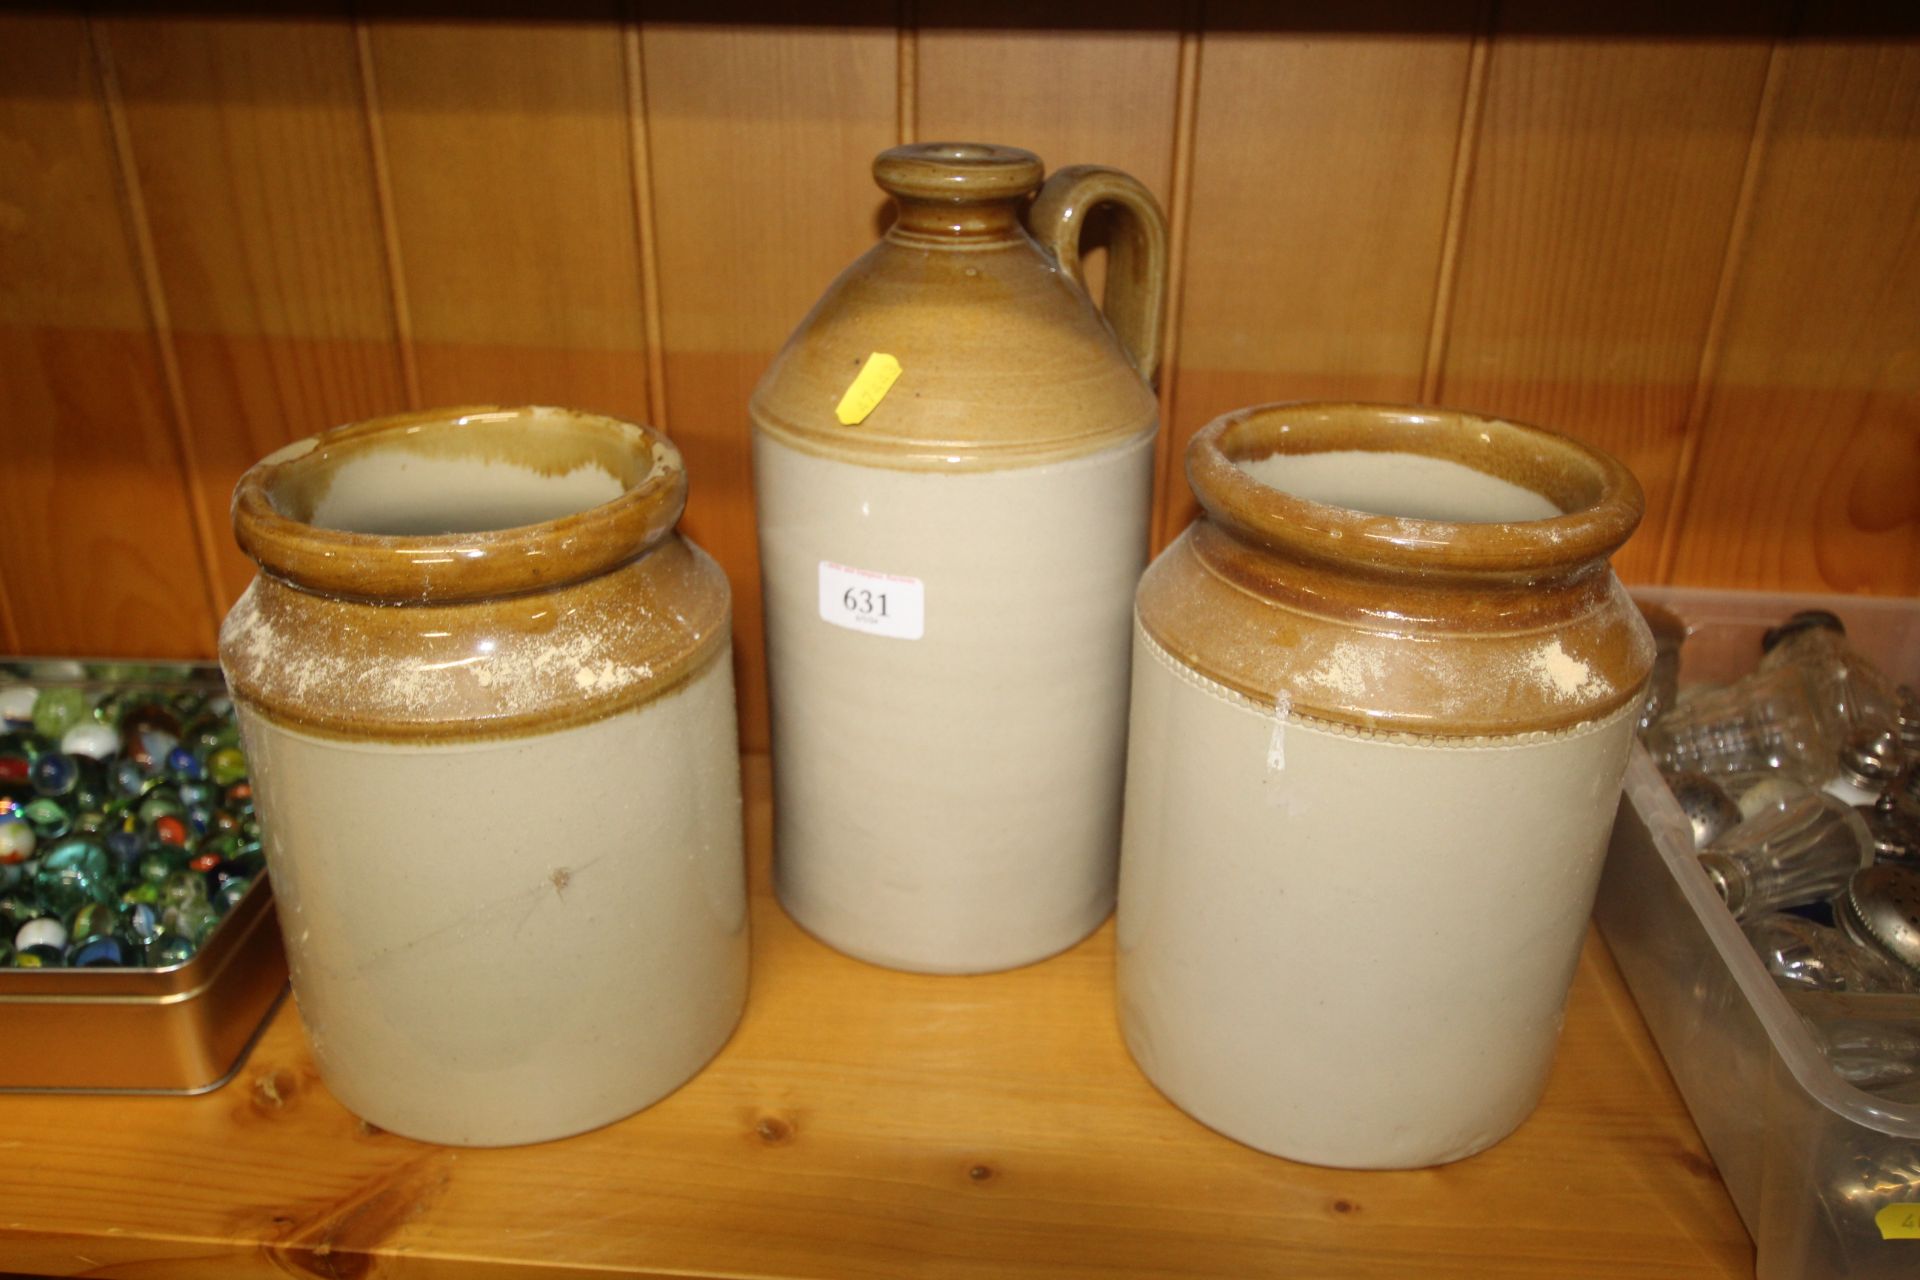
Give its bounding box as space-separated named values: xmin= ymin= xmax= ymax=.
xmin=0 ymin=662 xmax=259 ymax=969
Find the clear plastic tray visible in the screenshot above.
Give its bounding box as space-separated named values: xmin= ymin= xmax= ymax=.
xmin=1594 ymin=587 xmax=1920 ymax=1279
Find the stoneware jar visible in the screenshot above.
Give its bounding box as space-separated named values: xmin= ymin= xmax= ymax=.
xmin=751 ymin=143 xmax=1168 ymax=973
xmin=1118 ymin=402 xmax=1653 ymax=1168
xmin=219 ymin=406 xmax=747 ymax=1146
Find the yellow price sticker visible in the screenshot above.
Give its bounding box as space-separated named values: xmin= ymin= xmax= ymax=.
xmin=835 ymin=352 xmax=902 ymax=426
xmin=1876 ymin=1204 xmax=1920 ymax=1240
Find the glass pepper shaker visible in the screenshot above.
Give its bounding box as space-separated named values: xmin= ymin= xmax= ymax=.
xmin=1645 ymin=661 xmax=1840 ymax=786
xmin=1699 ymin=792 xmax=1875 ymax=920
xmin=1746 ymin=913 xmax=1919 ymax=993
xmin=1759 ymin=610 xmax=1904 ymax=738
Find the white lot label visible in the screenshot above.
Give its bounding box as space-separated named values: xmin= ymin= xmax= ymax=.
xmin=818 ymin=560 xmax=924 ymax=640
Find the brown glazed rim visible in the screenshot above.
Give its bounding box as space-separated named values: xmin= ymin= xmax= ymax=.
xmin=873 ymin=141 xmax=1045 ymax=202
xmin=1188 ymin=402 xmax=1645 ymax=579
xmin=232 ymin=405 xmax=685 ymax=604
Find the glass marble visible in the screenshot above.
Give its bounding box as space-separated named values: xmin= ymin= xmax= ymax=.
xmin=13 ymin=944 xmax=63 ymax=968
xmin=20 ymin=797 xmax=70 ymax=840
xmin=29 ymin=752 xmax=78 ymax=797
xmin=0 ymin=863 xmax=18 ymax=891
xmin=68 ymin=757 xmax=110 ymax=811
xmin=137 ymin=852 xmax=173 ymax=886
xmin=136 ymin=791 xmax=184 ymax=826
xmin=69 ymin=900 xmax=120 ymax=943
xmin=0 ymin=892 xmax=43 ymax=932
xmin=103 ymin=829 xmax=143 ymax=869
xmin=120 ymin=702 xmax=182 ymax=738
xmin=207 ymin=747 xmax=249 ymax=787
xmin=60 ymin=720 xmax=120 ymax=761
xmin=14 ymin=915 xmax=67 ymax=953
xmin=165 ymin=745 xmax=203 ymax=780
xmin=0 ymin=817 xmax=33 ymax=864
xmin=72 ymin=810 xmax=109 ymax=836
xmin=30 ymin=688 xmax=87 ymax=740
xmin=0 ymin=729 xmax=36 ymax=771
xmin=111 ymin=759 xmax=161 ymax=800
xmin=133 ymin=729 xmax=180 ymax=774
xmin=145 ymin=932 xmax=196 ymax=966
xmin=152 ymin=815 xmax=189 ymax=848
xmin=161 ymin=869 xmax=208 ymax=908
xmin=70 ymin=935 xmax=132 ymax=967
xmin=0 ymin=686 xmax=36 ymax=728
xmin=164 ymin=899 xmax=218 ymax=942
xmin=213 ymin=875 xmax=251 ymax=916
xmin=32 ymin=837 xmax=117 ymax=913
xmin=121 ymin=901 xmax=161 ymax=943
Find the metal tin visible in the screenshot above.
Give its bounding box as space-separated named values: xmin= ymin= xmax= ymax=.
xmin=0 ymin=659 xmax=288 ymax=1093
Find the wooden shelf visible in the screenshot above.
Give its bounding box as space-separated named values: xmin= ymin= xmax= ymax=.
xmin=1 ymin=756 xmax=1750 ymax=1278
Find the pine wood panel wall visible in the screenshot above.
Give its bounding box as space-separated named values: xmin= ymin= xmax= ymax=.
xmin=2 ymin=3 xmax=1916 ymax=749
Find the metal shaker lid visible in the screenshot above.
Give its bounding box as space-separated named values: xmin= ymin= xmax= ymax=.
xmin=1838 ymin=864 xmax=1920 ymax=976
xmin=1837 ymin=727 xmax=1905 ymax=792
xmin=1861 ymin=798 xmax=1920 ymax=863
xmin=1761 ymin=609 xmax=1846 ymax=654
xmin=1664 ymin=770 xmax=1742 ymax=849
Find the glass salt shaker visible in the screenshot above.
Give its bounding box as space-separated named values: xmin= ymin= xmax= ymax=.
xmin=1699 ymin=792 xmax=1875 ymax=920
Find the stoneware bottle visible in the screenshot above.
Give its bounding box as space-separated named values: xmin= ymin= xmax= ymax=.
xmin=219 ymin=406 xmax=747 ymax=1146
xmin=1118 ymin=402 xmax=1653 ymax=1169
xmin=751 ymin=142 xmax=1167 ymax=973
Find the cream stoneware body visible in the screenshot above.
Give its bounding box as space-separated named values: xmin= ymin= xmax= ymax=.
xmin=1117 ymin=403 xmax=1654 ymax=1168
xmin=751 ymin=143 xmax=1168 ymax=973
xmin=219 ymin=406 xmax=747 ymax=1146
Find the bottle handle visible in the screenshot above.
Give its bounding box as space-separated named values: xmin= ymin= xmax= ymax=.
xmin=1028 ymin=165 xmax=1170 ymax=386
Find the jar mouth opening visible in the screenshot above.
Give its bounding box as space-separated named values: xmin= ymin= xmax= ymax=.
xmin=233 ymin=406 xmax=686 ymax=604
xmin=1189 ymin=402 xmax=1643 ymax=577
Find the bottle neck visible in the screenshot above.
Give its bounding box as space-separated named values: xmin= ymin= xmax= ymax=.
xmin=886 ymin=196 xmax=1028 ymax=245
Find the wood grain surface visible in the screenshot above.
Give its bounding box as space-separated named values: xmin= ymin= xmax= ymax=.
xmin=1668 ymin=6 xmax=1920 ymax=593
xmin=0 ymin=13 xmax=219 ymax=659
xmin=0 ymin=757 xmax=1751 ymax=1280
xmin=1432 ymin=0 xmax=1778 ymax=583
xmin=99 ymin=10 xmax=410 ymax=608
xmin=366 ymin=6 xmax=653 ymax=418
xmin=1161 ymin=1 xmax=1480 ymax=543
